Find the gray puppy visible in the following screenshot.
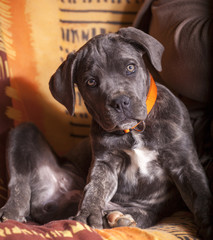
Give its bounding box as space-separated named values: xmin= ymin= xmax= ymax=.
xmin=0 ymin=27 xmax=212 ymax=239
xmin=50 ymin=27 xmax=213 ymax=238
xmin=0 ymin=123 xmax=91 ymax=224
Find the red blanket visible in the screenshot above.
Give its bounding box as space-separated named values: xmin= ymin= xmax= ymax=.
xmin=0 ymin=212 xmax=200 ymax=240
xmin=0 ymin=220 xmax=102 ymax=240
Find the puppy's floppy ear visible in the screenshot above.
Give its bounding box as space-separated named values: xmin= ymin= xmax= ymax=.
xmin=117 ymin=27 xmax=164 ymax=72
xmin=49 ymin=53 xmax=76 ymax=115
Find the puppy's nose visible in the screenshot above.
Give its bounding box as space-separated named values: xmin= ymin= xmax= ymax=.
xmin=111 ymin=96 xmax=130 ymax=112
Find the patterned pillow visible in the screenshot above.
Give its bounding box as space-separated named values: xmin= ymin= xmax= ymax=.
xmin=1 ymin=0 xmax=143 ymax=156
xmin=0 ymin=0 xmax=143 ymax=207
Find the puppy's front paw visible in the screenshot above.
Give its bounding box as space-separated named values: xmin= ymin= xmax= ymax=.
xmin=107 ymin=211 xmax=136 ymax=227
xmin=72 ymin=208 xmax=103 ymax=229
xmin=0 ymin=207 xmax=27 ymax=223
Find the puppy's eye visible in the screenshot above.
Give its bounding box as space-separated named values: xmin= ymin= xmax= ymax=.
xmin=126 ymin=64 xmax=136 ymax=75
xmin=86 ymin=79 xmax=97 ymax=87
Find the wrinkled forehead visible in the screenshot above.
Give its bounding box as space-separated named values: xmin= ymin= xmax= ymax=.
xmin=76 ymin=34 xmax=141 ymax=71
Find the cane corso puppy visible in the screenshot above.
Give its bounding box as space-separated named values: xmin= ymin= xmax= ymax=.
xmin=1 ymin=27 xmax=212 ymax=239
xmin=0 ymin=123 xmax=91 ymax=224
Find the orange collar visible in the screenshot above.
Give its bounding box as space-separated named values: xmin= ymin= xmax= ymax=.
xmin=124 ymin=74 xmax=157 ymax=133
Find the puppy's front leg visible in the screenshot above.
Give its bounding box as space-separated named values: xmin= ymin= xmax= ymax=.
xmin=74 ymin=154 xmax=119 ymax=228
xmin=168 ymin=153 xmax=213 ymax=240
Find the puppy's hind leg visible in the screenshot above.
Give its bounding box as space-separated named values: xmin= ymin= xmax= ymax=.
xmin=0 ymin=123 xmax=54 ymax=222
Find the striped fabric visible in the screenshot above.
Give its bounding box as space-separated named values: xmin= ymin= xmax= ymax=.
xmin=0 ymin=0 xmax=143 ymax=155
xmin=0 ymin=0 xmax=143 ymax=205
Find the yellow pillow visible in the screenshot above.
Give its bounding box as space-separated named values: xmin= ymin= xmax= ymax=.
xmin=2 ymin=0 xmax=143 ymax=155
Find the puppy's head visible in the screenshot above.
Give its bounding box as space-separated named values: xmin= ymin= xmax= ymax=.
xmin=50 ymin=27 xmax=164 ymax=132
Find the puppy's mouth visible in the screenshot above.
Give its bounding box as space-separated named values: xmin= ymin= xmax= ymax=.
xmin=117 ymin=119 xmax=139 ymax=130
xmin=103 ymin=118 xmax=140 ymax=133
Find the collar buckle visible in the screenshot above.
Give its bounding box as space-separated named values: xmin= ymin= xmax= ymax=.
xmin=123 ymin=121 xmax=146 ymax=134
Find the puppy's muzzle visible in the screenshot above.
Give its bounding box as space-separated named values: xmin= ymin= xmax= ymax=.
xmin=110 ymin=96 xmax=131 ymax=113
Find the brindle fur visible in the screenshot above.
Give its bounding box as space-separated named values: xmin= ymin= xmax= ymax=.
xmin=0 ymin=27 xmax=212 ymax=239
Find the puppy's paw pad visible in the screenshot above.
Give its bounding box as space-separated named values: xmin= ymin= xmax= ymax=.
xmin=0 ymin=211 xmax=10 ymax=222
xmin=107 ymin=211 xmax=136 ymax=227
xmin=0 ymin=215 xmax=8 ymax=222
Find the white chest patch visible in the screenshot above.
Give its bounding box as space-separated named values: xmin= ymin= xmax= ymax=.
xmin=123 ymin=147 xmax=159 ymax=185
